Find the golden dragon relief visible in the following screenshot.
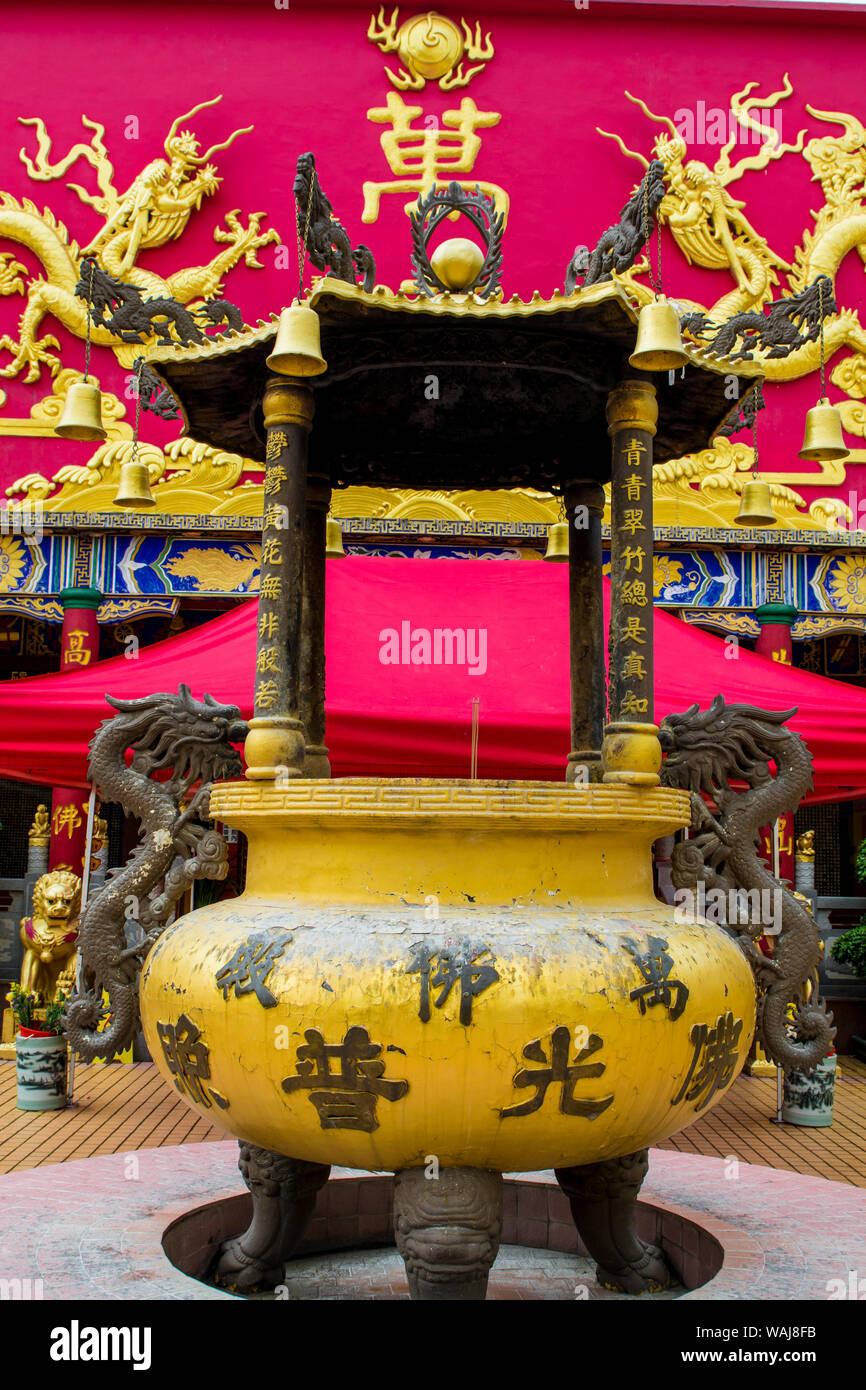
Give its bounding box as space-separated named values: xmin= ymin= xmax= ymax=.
xmin=599 ymin=76 xmax=866 ymax=386
xmin=2 ymin=81 xmax=865 ymax=533
xmin=0 ymin=96 xmax=278 ymax=384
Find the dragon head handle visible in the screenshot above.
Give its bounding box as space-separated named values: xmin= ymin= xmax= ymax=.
xmin=95 ymin=683 xmax=247 ymax=796
xmin=68 ymin=686 xmax=247 ymax=1064
xmin=659 ymin=694 xmax=811 ymax=802
xmin=659 ymin=695 xmax=832 ymax=1075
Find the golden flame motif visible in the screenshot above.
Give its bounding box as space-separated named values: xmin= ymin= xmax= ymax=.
xmin=367 ymin=8 xmax=494 ymax=90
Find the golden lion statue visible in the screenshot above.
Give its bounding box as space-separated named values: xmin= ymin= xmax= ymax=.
xmin=19 ymin=869 xmax=82 ymax=1000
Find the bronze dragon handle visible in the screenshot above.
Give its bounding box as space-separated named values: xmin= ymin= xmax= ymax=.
xmin=660 ymin=695 xmax=835 ymax=1074
xmin=64 ymin=685 xmax=246 ymax=1061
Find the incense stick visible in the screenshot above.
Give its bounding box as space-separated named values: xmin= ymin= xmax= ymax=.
xmin=470 ymin=697 xmax=480 ymax=779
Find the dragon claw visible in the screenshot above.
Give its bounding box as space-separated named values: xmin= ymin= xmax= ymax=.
xmin=0 ymin=333 xmax=62 ymax=381
xmin=118 ymin=940 xmax=147 ymax=963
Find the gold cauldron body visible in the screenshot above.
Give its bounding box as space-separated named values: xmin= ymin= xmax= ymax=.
xmin=140 ymin=779 xmax=755 ymax=1174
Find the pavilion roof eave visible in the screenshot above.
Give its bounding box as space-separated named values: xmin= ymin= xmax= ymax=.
xmin=145 ymin=277 xmax=763 ymax=478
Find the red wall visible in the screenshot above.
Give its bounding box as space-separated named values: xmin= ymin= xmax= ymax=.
xmin=1 ymin=0 xmax=865 ymax=505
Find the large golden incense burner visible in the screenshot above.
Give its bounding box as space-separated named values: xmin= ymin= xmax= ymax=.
xmin=143 ymin=778 xmax=754 ymax=1176
xmin=130 ymin=168 xmax=776 ymax=1299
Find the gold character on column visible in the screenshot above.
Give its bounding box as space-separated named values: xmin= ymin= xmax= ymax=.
xmin=265 ymin=465 xmax=288 ymax=494
xmin=64 ymin=630 xmax=92 ymax=666
xmin=621 ymin=580 xmax=649 ymax=607
xmin=256 ymin=680 xmax=280 ymax=709
xmin=52 ymin=804 xmax=83 ymax=838
xmin=260 ymin=575 xmax=283 ymax=599
xmin=624 ymin=440 xmax=647 ymax=468
xmin=620 ymin=617 xmax=647 ymax=644
xmin=266 ymin=432 xmax=288 ymax=461
xmin=621 ymin=693 xmax=649 ymax=716
xmin=621 ymin=546 xmax=646 ymax=574
xmin=621 ymin=475 xmax=645 ymax=501
xmin=256 ymin=648 xmax=281 ymax=674
xmin=621 ymin=652 xmax=647 ymax=681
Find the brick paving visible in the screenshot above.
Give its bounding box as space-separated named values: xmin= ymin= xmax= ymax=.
xmin=2 ymin=1057 xmax=864 ymax=1183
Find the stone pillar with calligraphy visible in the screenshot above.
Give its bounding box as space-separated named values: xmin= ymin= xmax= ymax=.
xmin=300 ymin=468 xmax=331 ymax=779
xmin=602 ymin=380 xmax=661 ymax=787
xmin=49 ymin=586 xmax=101 ymax=873
xmin=564 ymin=479 xmax=606 ymax=783
xmin=755 ymin=602 xmax=797 ymax=887
xmin=244 ymin=378 xmax=312 ymax=782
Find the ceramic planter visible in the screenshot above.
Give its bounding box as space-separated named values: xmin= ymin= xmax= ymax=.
xmin=15 ymin=1028 xmax=68 ymax=1111
xmin=782 ymin=1053 xmax=836 ymax=1127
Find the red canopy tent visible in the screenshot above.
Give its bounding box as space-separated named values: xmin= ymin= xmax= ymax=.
xmin=0 ymin=557 xmax=862 ymax=801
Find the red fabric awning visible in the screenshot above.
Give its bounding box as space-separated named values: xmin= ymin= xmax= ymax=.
xmin=1 ymin=557 xmax=862 ymax=801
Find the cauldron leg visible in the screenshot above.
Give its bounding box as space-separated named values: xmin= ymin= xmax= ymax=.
xmin=555 ymin=1149 xmax=672 ymax=1294
xmin=213 ymin=1142 xmax=330 ymax=1292
xmin=393 ymin=1166 xmax=503 ymax=1300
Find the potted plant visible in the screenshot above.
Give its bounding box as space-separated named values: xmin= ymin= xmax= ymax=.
xmin=831 ymin=906 xmax=866 ymax=1063
xmin=11 ymin=985 xmax=69 ymax=1111
xmin=830 ymin=922 xmax=866 ymax=980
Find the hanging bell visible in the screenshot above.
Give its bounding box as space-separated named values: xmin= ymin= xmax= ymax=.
xmin=266 ymin=303 xmax=327 ymax=377
xmin=798 ymin=397 xmax=849 ymax=462
xmin=325 ymin=516 xmax=346 ymax=558
xmin=628 ymin=297 xmax=690 ymax=372
xmin=734 ymin=477 xmax=777 ymax=527
xmin=114 ymin=456 xmax=155 ymax=509
xmin=543 ymin=520 xmax=570 ymax=562
xmin=54 ymin=380 xmax=106 ymax=442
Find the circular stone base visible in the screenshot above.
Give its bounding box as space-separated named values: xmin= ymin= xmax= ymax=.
xmin=242 ymin=1245 xmax=685 ymax=1301
xmin=1 ymin=1142 xmax=864 ymax=1301
xmin=163 ymin=1174 xmax=699 ymax=1297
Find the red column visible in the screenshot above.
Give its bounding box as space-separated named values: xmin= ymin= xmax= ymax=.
xmin=755 ymin=603 xmax=797 ymax=887
xmin=49 ymin=587 xmax=101 ymax=874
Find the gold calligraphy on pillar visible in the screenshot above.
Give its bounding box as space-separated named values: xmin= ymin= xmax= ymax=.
xmin=266 ymin=433 xmax=288 ymax=462
xmin=52 ymin=803 xmax=83 ymax=838
xmin=255 ymin=429 xmax=289 ymax=715
xmin=615 ymin=438 xmax=652 ymax=720
xmin=63 ymin=631 xmax=92 ymax=666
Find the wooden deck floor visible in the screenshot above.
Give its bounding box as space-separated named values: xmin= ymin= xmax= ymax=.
xmin=658 ymin=1057 xmax=866 ymax=1187
xmin=1 ymin=1057 xmax=865 ymax=1183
